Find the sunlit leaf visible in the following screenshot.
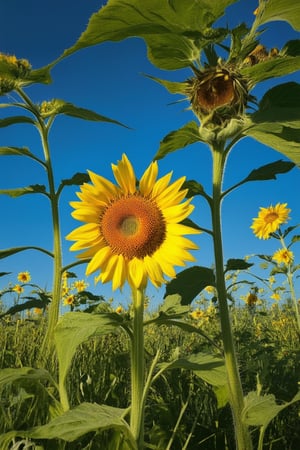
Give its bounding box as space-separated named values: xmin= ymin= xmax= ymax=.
xmin=55 ymin=312 xmax=123 ymax=398
xmin=56 ymin=0 xmax=236 ymax=70
xmin=7 ymin=402 xmax=135 ymax=447
xmin=0 ymin=246 xmax=53 ymax=259
xmin=154 ymin=121 xmax=201 ymax=160
xmin=253 ymin=0 xmax=300 ymax=31
xmin=0 ymin=184 xmax=47 ymax=198
xmin=164 ymin=266 xmax=215 ymax=305
xmin=242 ymin=390 xmax=300 ymax=428
xmin=159 ymin=294 xmax=190 ymax=316
xmin=245 ymin=83 xmax=300 ymax=165
xmin=241 ymin=55 xmax=300 ymax=84
xmin=158 ymin=352 xmax=226 ymax=387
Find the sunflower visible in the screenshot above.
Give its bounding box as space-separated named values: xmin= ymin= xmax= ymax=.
xmin=272 ymin=248 xmax=294 ymax=265
xmin=250 ymin=203 xmax=290 ymax=239
xmin=17 ymin=271 xmax=31 ymax=283
xmin=67 ymin=154 xmax=200 ymax=290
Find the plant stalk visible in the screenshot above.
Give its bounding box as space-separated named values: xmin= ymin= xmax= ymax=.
xmin=130 ymin=287 xmax=145 ymax=448
xmin=211 ymin=143 xmax=253 ymax=450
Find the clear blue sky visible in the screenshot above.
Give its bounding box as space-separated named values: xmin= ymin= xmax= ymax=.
xmin=0 ymin=0 xmax=300 ymax=307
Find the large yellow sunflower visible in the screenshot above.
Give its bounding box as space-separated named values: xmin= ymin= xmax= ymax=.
xmin=66 ymin=154 xmax=200 ymax=290
xmin=250 ymin=203 xmax=290 ymax=239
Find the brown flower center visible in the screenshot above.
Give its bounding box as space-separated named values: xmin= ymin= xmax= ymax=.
xmin=197 ymin=71 xmax=235 ymax=112
xmin=265 ymin=212 xmax=278 ymax=224
xmin=100 ymin=195 xmax=166 ymax=259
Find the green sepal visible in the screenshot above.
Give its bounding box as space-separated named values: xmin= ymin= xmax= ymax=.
xmin=154 ymin=121 xmax=201 ymax=160
xmin=164 ymin=266 xmax=215 ymax=305
xmin=0 ymin=184 xmax=47 ymax=198
xmin=143 ymin=73 xmax=188 ymax=95
xmin=55 ymin=0 xmax=236 ymax=70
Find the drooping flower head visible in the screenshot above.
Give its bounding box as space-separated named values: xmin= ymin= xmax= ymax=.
xmin=67 ymin=154 xmax=200 ymax=290
xmin=250 ymin=203 xmax=291 ymax=239
xmin=272 ymin=248 xmax=294 ymax=266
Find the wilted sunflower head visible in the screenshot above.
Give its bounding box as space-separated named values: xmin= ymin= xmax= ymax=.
xmin=186 ymin=64 xmax=250 ymax=127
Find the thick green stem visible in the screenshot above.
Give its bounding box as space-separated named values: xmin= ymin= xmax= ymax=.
xmin=38 ymin=119 xmax=62 ymax=354
xmin=211 ymin=145 xmax=253 ymax=450
xmin=130 ymin=287 xmax=145 ymax=448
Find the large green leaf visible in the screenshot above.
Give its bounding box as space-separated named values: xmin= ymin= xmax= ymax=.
xmin=242 ymin=160 xmax=295 ymax=182
xmin=158 ymin=352 xmax=226 ymax=387
xmin=54 ymin=312 xmax=124 ymax=402
xmin=253 ymin=0 xmax=300 ymax=31
xmin=56 ymin=0 xmax=236 ymax=70
xmin=0 ymin=403 xmax=135 ymax=448
xmin=154 ymin=121 xmax=201 ymax=160
xmin=245 ymin=83 xmax=300 ymax=166
xmin=164 ymin=266 xmax=215 ymax=305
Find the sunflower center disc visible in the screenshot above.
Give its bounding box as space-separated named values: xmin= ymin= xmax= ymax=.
xmin=265 ymin=212 xmax=278 ymax=223
xmin=101 ymin=195 xmax=166 ymax=259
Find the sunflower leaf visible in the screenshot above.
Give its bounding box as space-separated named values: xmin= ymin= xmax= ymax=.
xmin=55 ymin=312 xmax=123 ymax=397
xmin=245 ymin=83 xmax=300 ymax=166
xmin=0 ymin=116 xmax=35 ymax=128
xmin=164 ymin=266 xmax=215 ymax=305
xmin=154 ymin=121 xmax=201 ymax=160
xmin=243 ymin=160 xmax=295 ymax=183
xmin=54 ymin=0 xmax=235 ymax=70
xmin=61 ymin=173 xmax=91 ymax=187
xmin=253 ymin=0 xmax=300 ymax=32
xmin=0 ymin=184 xmax=47 ymax=198
xmin=242 ymin=390 xmax=300 ymax=428
xmin=157 ymin=352 xmax=226 ymax=387
xmin=0 ymin=146 xmax=33 ymax=157
xmin=3 ymin=403 xmax=135 ymax=446
xmin=241 ymin=55 xmax=300 ymax=84
xmin=0 ymin=246 xmax=53 ymax=259
xmin=182 ymin=179 xmax=205 ymax=197
xmin=225 ymin=259 xmax=253 ymax=271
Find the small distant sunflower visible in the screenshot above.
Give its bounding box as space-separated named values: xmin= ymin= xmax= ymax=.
xmin=250 ymin=203 xmax=290 ymax=239
xmin=17 ymin=271 xmax=31 ymax=283
xmin=272 ymin=248 xmax=294 ymax=265
xmin=67 ymin=154 xmax=200 ymax=290
xmin=12 ymin=284 xmax=24 ymax=294
xmin=63 ymin=294 xmax=75 ymax=306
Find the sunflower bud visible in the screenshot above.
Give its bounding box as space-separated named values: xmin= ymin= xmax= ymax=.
xmin=186 ymin=65 xmax=249 ymax=128
xmin=0 ymin=52 xmax=31 ymax=95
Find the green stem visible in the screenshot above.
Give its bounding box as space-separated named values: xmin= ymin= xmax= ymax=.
xmin=211 ymin=144 xmax=253 ymax=450
xmin=16 ymin=89 xmax=63 ymax=354
xmin=130 ymin=287 xmax=145 ymax=448
xmin=279 ymin=236 xmax=300 ymax=332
